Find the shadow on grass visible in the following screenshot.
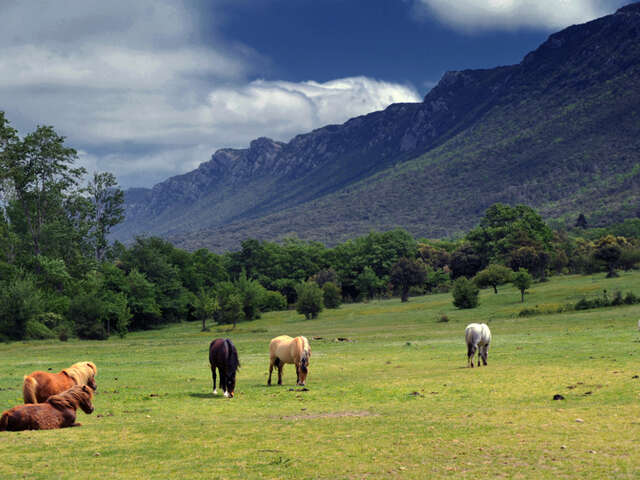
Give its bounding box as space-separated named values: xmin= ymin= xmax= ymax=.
xmin=188 ymin=392 xmax=223 ymax=399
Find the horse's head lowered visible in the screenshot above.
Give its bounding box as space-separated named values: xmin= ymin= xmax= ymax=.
xmin=48 ymin=385 xmax=95 ymax=414
xmin=297 ymin=343 xmax=311 ymax=386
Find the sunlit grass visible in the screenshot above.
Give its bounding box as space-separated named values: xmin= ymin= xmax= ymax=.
xmin=1 ymin=272 xmax=640 ymax=478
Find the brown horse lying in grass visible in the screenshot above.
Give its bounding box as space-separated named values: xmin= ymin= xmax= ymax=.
xmin=23 ymin=361 xmax=97 ymax=403
xmin=268 ymin=335 xmax=311 ymax=386
xmin=0 ymin=385 xmax=95 ymax=431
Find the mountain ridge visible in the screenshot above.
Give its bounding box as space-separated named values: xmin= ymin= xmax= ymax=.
xmin=114 ymin=2 xmax=640 ymax=251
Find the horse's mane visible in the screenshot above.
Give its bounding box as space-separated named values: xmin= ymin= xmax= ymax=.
xmin=63 ymin=361 xmax=97 ymax=385
xmin=225 ymin=339 xmax=240 ymax=373
xmin=47 ymin=385 xmax=92 ymax=410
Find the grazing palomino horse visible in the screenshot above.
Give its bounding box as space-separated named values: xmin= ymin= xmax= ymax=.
xmin=23 ymin=361 xmax=97 ymax=403
xmin=268 ymin=335 xmax=311 ymax=386
xmin=1 ymin=385 xmax=95 ymax=431
xmin=465 ymin=323 xmax=491 ymax=368
xmin=209 ymin=338 xmax=240 ymax=398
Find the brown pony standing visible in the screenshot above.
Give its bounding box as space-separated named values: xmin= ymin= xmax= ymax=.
xmin=0 ymin=384 xmax=95 ymax=431
xmin=23 ymin=361 xmax=97 ymax=403
xmin=268 ymin=335 xmax=311 ymax=386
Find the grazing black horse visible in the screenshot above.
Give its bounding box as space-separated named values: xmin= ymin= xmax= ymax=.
xmin=209 ymin=338 xmax=240 ymax=398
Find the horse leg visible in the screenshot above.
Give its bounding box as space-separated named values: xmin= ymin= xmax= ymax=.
xmin=221 ymin=369 xmax=228 ymax=397
xmin=211 ymin=365 xmax=217 ymax=395
xmin=277 ymin=364 xmax=284 ymax=385
xmin=467 ymin=343 xmax=476 ymax=368
xmin=296 ymin=364 xmax=300 ymax=385
xmin=268 ymin=358 xmax=274 ymax=386
xmin=481 ymin=346 xmax=488 ymax=366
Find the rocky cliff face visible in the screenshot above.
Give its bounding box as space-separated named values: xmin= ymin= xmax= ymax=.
xmin=115 ymin=3 xmax=640 ymax=250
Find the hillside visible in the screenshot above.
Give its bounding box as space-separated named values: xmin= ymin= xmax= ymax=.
xmin=114 ymin=3 xmax=640 ymax=251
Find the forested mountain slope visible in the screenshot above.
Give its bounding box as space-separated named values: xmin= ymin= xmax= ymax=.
xmin=115 ymin=3 xmax=640 ymax=251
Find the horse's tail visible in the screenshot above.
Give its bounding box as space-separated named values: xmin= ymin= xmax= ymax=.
xmin=22 ymin=375 xmax=38 ymax=404
xmin=0 ymin=412 xmax=8 ymax=431
xmin=225 ymin=338 xmax=240 ymax=371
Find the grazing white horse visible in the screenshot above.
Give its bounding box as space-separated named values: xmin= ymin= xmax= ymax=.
xmin=465 ymin=323 xmax=491 ymax=368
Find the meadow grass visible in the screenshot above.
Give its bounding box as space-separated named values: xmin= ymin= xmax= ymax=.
xmin=1 ymin=272 xmax=640 ymax=479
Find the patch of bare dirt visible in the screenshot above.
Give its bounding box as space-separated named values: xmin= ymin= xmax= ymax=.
xmin=281 ymin=410 xmax=377 ymax=421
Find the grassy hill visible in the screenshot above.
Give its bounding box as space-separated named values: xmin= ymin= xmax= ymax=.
xmin=1 ymin=272 xmax=640 ymax=478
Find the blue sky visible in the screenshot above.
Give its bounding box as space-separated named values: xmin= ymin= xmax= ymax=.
xmin=0 ymin=0 xmax=628 ymax=189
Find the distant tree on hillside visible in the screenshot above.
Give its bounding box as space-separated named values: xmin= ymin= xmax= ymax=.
xmin=467 ymin=204 xmax=553 ymax=266
xmin=575 ymin=213 xmax=588 ymax=229
xmin=512 ymin=269 xmax=532 ymax=303
xmin=474 ymin=264 xmax=512 ymax=294
xmin=508 ymin=246 xmax=550 ymax=280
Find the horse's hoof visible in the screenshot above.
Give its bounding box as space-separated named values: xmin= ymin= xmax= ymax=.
xmin=223 ymin=391 xmax=229 ymax=398
xmin=213 ymin=389 xmax=218 ymax=395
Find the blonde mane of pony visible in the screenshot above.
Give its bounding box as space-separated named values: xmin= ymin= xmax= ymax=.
xmin=63 ymin=361 xmax=97 ymax=386
xmin=300 ymin=336 xmax=311 ymax=357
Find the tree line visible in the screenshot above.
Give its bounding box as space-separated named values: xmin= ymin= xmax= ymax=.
xmin=2 ymin=112 xmax=640 ymax=341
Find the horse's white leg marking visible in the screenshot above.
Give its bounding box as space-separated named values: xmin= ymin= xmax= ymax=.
xmin=213 ymin=389 xmax=218 ymax=395
xmin=224 ymin=391 xmax=229 ymax=398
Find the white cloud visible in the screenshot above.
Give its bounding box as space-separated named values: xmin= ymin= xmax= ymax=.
xmin=414 ymin=0 xmax=623 ymax=31
xmin=0 ymin=1 xmax=420 ymax=189
xmin=199 ymin=77 xmax=421 ymax=142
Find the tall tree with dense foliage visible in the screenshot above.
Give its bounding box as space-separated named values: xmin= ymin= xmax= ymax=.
xmin=390 ymin=257 xmax=426 ymax=302
xmin=355 ymin=266 xmax=382 ymax=301
xmin=330 ymin=229 xmax=416 ymax=299
xmin=449 ymin=244 xmax=484 ymax=279
xmin=194 ymin=288 xmax=218 ymax=331
xmin=215 ymin=282 xmax=243 ymax=328
xmin=0 ymin=124 xmax=86 ymax=259
xmin=86 ymin=172 xmax=124 ymax=262
xmin=467 ymin=203 xmax=553 ymax=266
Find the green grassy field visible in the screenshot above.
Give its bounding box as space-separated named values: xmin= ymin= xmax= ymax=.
xmin=1 ymin=272 xmax=640 ymax=479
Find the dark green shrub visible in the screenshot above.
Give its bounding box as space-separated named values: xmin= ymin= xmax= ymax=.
xmin=215 ymin=282 xmax=243 ymax=327
xmin=322 ymin=281 xmax=342 ymax=309
xmin=0 ymin=277 xmax=44 ymax=341
xmin=70 ymin=293 xmax=108 ymax=340
xmin=452 ymin=277 xmax=479 ymax=309
xmin=296 ymin=282 xmax=324 ymax=319
xmin=236 ymin=274 xmax=266 ymax=320
xmin=25 ymin=319 xmax=55 ymax=339
xmin=611 ymin=291 xmax=623 ymax=306
xmin=260 ymin=290 xmax=287 ymax=312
